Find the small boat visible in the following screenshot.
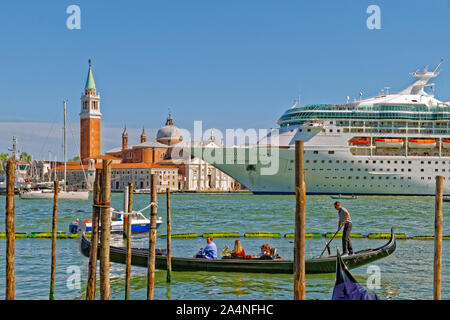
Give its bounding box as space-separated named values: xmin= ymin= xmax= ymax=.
xmin=20 ymin=189 xmax=89 ymax=200
xmin=442 ymin=140 xmax=450 ymax=149
xmin=330 ymin=194 xmax=358 ymax=200
xmin=69 ymin=207 xmax=162 ymax=234
xmin=375 ymin=138 xmax=404 ymax=149
xmin=408 ymin=139 xmax=437 ymax=149
xmin=444 ymin=196 xmax=450 ymax=203
xmin=79 ymin=228 xmax=396 ymax=274
xmin=350 ymin=137 xmax=370 ymax=145
xmin=332 ymin=249 xmax=379 ymax=300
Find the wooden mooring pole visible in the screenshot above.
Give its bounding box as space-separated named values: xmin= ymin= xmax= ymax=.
xmin=294 ymin=140 xmax=306 ymax=300
xmin=434 ymin=176 xmax=443 ymax=300
xmin=147 ymin=174 xmax=158 ymax=300
xmin=166 ymin=187 xmax=172 ymax=283
xmin=5 ymin=156 xmax=15 ymax=300
xmin=125 ymin=182 xmax=133 ymax=300
xmin=100 ymin=160 xmax=112 ymax=300
xmin=49 ymin=180 xmax=59 ymax=300
xmin=123 ymin=186 xmax=129 ymax=240
xmin=86 ymin=169 xmax=101 ymax=300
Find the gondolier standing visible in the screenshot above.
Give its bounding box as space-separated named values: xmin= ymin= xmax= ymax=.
xmin=334 ymin=201 xmax=353 ymax=255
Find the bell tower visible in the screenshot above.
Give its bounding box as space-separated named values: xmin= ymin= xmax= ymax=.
xmin=80 ymin=59 xmax=101 ymax=161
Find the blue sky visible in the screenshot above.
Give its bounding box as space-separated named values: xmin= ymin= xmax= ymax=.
xmin=1 ymin=0 xmax=449 ymax=158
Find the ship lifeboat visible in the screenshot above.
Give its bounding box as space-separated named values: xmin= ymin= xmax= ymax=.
xmin=375 ymin=138 xmax=404 ymax=149
xmin=443 ymin=140 xmax=450 ymax=149
xmin=350 ymin=137 xmax=370 ymax=145
xmin=408 ymin=139 xmax=437 ymax=149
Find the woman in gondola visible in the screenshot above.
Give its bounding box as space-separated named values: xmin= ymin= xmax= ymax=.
xmin=230 ymin=240 xmax=246 ymax=258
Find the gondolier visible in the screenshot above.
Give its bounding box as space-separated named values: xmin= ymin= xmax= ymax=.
xmin=334 ymin=201 xmax=353 ymax=255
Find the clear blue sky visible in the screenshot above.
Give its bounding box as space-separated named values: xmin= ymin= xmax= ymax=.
xmin=1 ymin=0 xmax=449 ymax=158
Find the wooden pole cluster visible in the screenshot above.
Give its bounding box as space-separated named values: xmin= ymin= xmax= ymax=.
xmin=147 ymin=174 xmax=158 ymax=300
xmin=294 ymin=140 xmax=306 ymax=300
xmin=166 ymin=187 xmax=172 ymax=283
xmin=124 ymin=182 xmax=133 ymax=300
xmin=100 ymin=160 xmax=112 ymax=300
xmin=434 ymin=176 xmax=443 ymax=300
xmin=5 ymin=156 xmax=15 ymax=300
xmin=49 ymin=180 xmax=59 ymax=300
xmin=86 ymin=169 xmax=102 ymax=300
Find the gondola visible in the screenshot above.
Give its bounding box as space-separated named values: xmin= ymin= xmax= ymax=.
xmin=79 ymin=228 xmax=396 ymax=274
xmin=332 ymin=249 xmax=379 ymax=300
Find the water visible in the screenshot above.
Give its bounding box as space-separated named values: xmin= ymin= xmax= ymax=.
xmin=0 ymin=193 xmax=449 ymax=300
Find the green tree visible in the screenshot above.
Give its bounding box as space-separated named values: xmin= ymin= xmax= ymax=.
xmin=0 ymin=153 xmax=9 ymax=171
xmin=69 ymin=156 xmax=81 ymax=162
xmin=20 ymin=152 xmax=32 ymax=162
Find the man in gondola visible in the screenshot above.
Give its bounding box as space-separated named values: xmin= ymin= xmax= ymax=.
xmin=334 ymin=201 xmax=353 ymax=255
xmin=194 ymin=236 xmax=217 ymax=259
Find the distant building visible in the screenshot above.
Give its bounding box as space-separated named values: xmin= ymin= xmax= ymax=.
xmin=57 ymin=60 xmax=240 ymax=192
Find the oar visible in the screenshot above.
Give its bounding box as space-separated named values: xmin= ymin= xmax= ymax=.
xmin=318 ymin=227 xmax=341 ymax=258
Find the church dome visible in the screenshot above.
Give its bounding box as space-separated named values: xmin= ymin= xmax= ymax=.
xmin=156 ymin=113 xmax=183 ymax=145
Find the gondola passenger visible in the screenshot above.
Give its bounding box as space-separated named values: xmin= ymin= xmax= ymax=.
xmin=194 ymin=236 xmax=217 ymax=259
xmin=230 ymin=240 xmax=246 ymax=258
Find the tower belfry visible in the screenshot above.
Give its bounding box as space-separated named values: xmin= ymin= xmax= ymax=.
xmin=80 ymin=59 xmax=102 ymax=161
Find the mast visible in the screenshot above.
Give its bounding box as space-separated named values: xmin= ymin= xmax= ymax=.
xmin=48 ymin=151 xmax=51 ymax=182
xmin=63 ymin=100 xmax=67 ymax=191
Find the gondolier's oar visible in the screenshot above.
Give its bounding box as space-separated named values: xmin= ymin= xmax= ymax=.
xmin=318 ymin=227 xmax=342 ymax=258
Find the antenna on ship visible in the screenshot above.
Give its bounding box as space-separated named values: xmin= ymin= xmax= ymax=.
xmin=432 ymin=59 xmax=444 ymax=73
xmin=384 ymin=87 xmax=391 ymax=95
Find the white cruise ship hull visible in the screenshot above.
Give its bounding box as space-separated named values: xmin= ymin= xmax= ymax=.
xmin=189 ymin=143 xmax=450 ymax=196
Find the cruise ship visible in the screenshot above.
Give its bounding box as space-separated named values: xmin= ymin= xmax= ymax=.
xmin=191 ymin=61 xmax=450 ymax=195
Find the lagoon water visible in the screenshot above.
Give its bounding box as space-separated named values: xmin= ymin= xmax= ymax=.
xmin=0 ymin=193 xmax=449 ymax=300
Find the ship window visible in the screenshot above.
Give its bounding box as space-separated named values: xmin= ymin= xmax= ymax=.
xmin=421 ymin=169 xmax=424 ymax=172
xmin=313 ymin=151 xmax=318 ymax=154
xmin=328 ymin=151 xmax=335 ymax=154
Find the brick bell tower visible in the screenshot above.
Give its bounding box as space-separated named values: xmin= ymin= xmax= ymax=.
xmin=80 ymin=59 xmax=101 ymax=162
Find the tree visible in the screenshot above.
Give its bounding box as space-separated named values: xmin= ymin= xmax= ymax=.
xmin=0 ymin=153 xmax=9 ymax=171
xmin=69 ymin=156 xmax=81 ymax=162
xmin=20 ymin=152 xmax=32 ymax=162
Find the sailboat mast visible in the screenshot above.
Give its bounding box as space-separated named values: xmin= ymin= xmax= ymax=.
xmin=63 ymin=100 xmax=67 ymax=191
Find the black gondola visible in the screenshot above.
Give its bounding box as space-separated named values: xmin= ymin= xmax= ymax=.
xmin=332 ymin=248 xmax=380 ymax=300
xmin=79 ymin=227 xmax=396 ymax=274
